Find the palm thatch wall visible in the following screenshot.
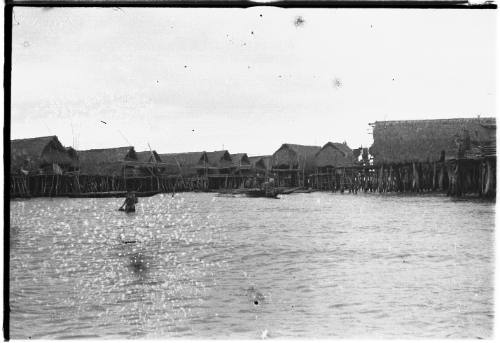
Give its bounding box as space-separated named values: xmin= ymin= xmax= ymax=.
xmin=159 ymin=152 xmax=207 ymax=176
xmin=11 ymin=136 xmax=77 ymax=174
xmin=370 ymin=117 xmax=496 ymax=165
xmin=271 ymin=143 xmax=321 ymax=173
xmin=77 ymin=146 xmax=136 ymax=176
xmin=315 ymin=142 xmax=357 ymax=169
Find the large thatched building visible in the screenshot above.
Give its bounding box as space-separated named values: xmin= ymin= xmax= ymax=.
xmin=368 ymin=117 xmax=496 ymax=196
xmin=271 ymin=143 xmax=321 ymax=187
xmin=77 ymin=146 xmax=137 ymax=177
xmin=369 ymin=117 xmax=496 ymax=165
xmin=11 ymin=136 xmax=78 ymax=174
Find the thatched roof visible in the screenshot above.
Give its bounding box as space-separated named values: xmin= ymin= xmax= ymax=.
xmin=77 ymin=146 xmax=136 ymax=175
xmin=249 ymin=155 xmax=272 ymax=170
xmin=230 ymin=153 xmax=251 ymax=169
xmin=159 ymin=152 xmax=207 ymax=176
xmin=203 ymin=150 xmax=233 ymax=169
xmin=66 ymin=147 xmax=79 ymax=161
xmin=271 ymin=143 xmax=321 ymax=172
xmin=315 ymin=142 xmax=356 ymax=168
xmin=11 ymin=136 xmax=77 ymax=173
xmin=369 ymin=117 xmax=496 ymax=164
xmin=136 ymin=150 xmax=161 ymax=163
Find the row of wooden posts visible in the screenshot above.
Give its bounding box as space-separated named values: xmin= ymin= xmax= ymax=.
xmin=9 ymin=173 xmax=267 ymax=198
xmin=9 ymin=159 xmax=496 ymax=198
xmin=309 ymin=159 xmax=496 ymax=197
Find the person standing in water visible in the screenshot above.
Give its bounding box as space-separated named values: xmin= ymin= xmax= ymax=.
xmin=119 ymin=191 xmax=138 ymax=213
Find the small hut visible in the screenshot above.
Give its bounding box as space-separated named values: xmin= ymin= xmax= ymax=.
xmin=271 ymin=143 xmax=321 ymax=187
xmin=77 ymin=146 xmax=137 ymax=177
xmin=11 ymin=136 xmax=78 ymax=175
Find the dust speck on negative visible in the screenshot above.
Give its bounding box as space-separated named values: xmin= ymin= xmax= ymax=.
xmin=333 ymin=78 xmax=342 ymax=89
xmin=294 ymin=16 xmax=305 ymax=28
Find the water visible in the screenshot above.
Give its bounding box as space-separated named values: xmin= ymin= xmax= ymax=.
xmin=9 ymin=192 xmax=494 ymax=339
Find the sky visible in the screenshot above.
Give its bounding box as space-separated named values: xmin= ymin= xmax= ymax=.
xmin=11 ymin=7 xmax=496 ymax=156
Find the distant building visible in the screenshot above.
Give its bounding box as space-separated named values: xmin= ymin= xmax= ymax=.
xmin=158 ymin=152 xmax=208 ymax=177
xmin=312 ymin=142 xmax=357 ymax=190
xmin=314 ymin=142 xmax=356 ymax=173
xmin=197 ymin=150 xmax=233 ymax=176
xmin=271 ymin=143 xmax=321 ymax=187
xmin=11 ymin=135 xmax=78 ymax=175
xmin=77 ymin=146 xmax=137 ymax=177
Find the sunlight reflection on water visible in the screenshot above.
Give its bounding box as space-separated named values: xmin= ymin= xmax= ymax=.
xmin=10 ymin=193 xmax=494 ymax=339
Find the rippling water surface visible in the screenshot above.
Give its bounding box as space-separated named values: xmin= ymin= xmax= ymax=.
xmin=10 ymin=192 xmax=494 ymax=339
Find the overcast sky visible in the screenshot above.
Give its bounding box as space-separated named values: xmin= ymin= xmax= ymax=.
xmin=11 ymin=7 xmax=496 ymax=156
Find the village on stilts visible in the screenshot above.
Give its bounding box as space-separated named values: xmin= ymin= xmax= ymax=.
xmin=9 ymin=117 xmax=496 ymax=199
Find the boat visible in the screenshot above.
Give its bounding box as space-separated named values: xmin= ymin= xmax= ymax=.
xmin=243 ymin=188 xmax=280 ymax=199
xmin=277 ymin=186 xmax=302 ymax=194
xmin=293 ymin=188 xmax=315 ymax=194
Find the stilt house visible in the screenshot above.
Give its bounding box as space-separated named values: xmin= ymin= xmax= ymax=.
xmin=368 ymin=117 xmax=496 ymax=196
xmin=315 ymin=142 xmax=356 ymax=171
xmin=195 ymin=150 xmax=234 ymax=189
xmin=369 ymin=117 xmax=496 ymax=164
xmin=159 ymin=152 xmax=208 ymax=177
xmin=312 ymin=142 xmax=357 ymax=190
xmin=11 ymin=136 xmax=78 ymax=175
xmin=271 ymin=143 xmax=321 ymax=187
xmin=197 ymin=150 xmax=233 ymax=176
xmin=77 ymin=146 xmax=137 ymax=177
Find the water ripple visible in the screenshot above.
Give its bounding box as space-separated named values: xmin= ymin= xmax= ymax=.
xmin=9 ymin=193 xmax=494 ymax=338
